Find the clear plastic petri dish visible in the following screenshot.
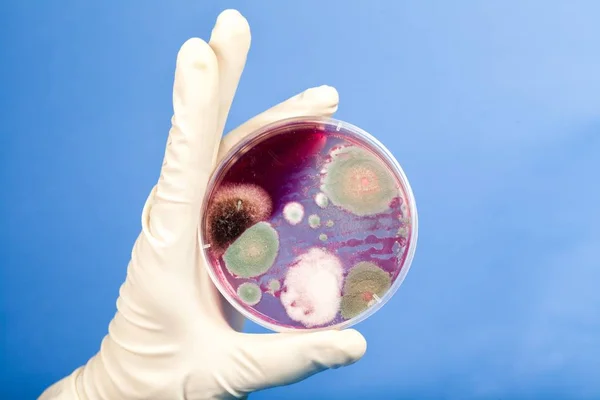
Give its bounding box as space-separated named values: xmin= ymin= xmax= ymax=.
xmin=199 ymin=116 xmax=418 ymax=332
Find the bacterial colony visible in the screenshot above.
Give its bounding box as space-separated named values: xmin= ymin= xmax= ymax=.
xmin=203 ymin=124 xmax=414 ymax=330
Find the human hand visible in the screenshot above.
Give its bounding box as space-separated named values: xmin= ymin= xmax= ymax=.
xmin=40 ymin=9 xmax=366 ymax=400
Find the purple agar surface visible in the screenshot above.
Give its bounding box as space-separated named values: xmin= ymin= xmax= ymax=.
xmin=201 ymin=118 xmax=416 ymax=331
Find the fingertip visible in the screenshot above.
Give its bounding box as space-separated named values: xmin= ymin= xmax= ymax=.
xmin=300 ymin=328 xmax=366 ymax=367
xmin=217 ymin=8 xmax=244 ymax=21
xmin=337 ymin=329 xmax=367 ymax=362
xmin=212 ymin=9 xmax=251 ymax=43
xmin=177 ymin=37 xmax=218 ymax=70
xmin=300 ymin=85 xmax=340 ymax=110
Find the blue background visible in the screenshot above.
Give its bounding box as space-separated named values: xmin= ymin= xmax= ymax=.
xmin=2 ymin=1 xmax=600 ymax=399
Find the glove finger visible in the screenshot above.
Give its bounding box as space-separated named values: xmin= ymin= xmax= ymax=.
xmin=206 ymin=9 xmax=251 ymax=332
xmin=209 ymin=9 xmax=251 ymax=138
xmin=147 ymin=38 xmax=220 ymax=245
xmin=217 ymin=85 xmax=339 ymax=161
xmin=226 ymin=329 xmax=366 ymax=395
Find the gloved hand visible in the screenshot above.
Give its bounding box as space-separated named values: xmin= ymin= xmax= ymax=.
xmin=39 ymin=9 xmax=367 ymax=400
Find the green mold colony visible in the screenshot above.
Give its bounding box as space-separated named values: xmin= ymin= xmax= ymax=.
xmin=397 ymin=226 xmax=409 ymax=238
xmin=308 ymin=214 xmax=321 ymax=229
xmin=340 ymin=261 xmax=391 ymax=320
xmin=267 ymin=279 xmax=281 ymax=294
xmin=397 ymin=216 xmax=410 ymax=238
xmin=319 ymin=233 xmax=328 ymax=242
xmin=223 ymin=222 xmax=279 ymax=278
xmin=320 ymin=146 xmax=397 ymax=216
xmin=237 ymin=282 xmax=262 ymax=306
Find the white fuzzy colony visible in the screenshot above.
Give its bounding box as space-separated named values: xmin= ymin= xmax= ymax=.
xmin=314 ymin=192 xmax=329 ymax=208
xmin=280 ymin=248 xmax=343 ymax=327
xmin=283 ymin=201 xmax=304 ymax=225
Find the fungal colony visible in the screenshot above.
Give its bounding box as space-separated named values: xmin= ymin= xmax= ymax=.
xmin=203 ymin=126 xmax=413 ymax=329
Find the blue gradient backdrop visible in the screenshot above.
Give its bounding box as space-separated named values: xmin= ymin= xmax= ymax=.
xmin=2 ymin=1 xmax=600 ymax=399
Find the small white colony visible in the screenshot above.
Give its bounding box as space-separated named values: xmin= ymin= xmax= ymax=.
xmin=283 ymin=201 xmax=304 ymax=225
xmin=314 ymin=192 xmax=329 ymax=208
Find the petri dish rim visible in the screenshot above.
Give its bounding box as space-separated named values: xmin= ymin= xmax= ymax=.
xmin=198 ymin=116 xmax=419 ymax=333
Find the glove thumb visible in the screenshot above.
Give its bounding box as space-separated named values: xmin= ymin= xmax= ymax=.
xmin=230 ymin=329 xmax=367 ymax=394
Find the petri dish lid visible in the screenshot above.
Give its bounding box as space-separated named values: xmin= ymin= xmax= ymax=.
xmin=199 ymin=116 xmax=418 ymax=332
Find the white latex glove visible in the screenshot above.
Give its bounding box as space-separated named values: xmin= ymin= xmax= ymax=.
xmin=39 ymin=9 xmax=367 ymax=400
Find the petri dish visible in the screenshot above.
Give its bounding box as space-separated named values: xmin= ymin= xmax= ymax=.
xmin=199 ymin=116 xmax=418 ymax=332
